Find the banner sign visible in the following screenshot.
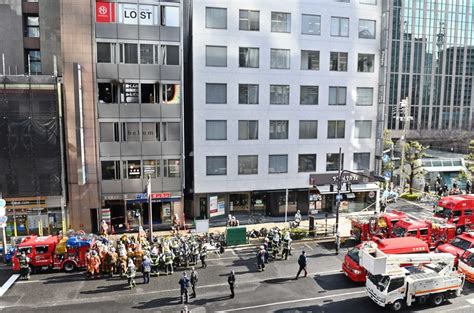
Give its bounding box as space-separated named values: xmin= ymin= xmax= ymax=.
xmin=96 ymin=2 xmax=116 ymax=23
xmin=135 ymin=192 xmax=172 ymax=200
xmin=118 ymin=4 xmax=158 ymax=25
xmin=209 ymin=196 xmax=218 ymax=217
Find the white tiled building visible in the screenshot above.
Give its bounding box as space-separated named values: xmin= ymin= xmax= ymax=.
xmin=190 ymin=0 xmax=381 ymax=218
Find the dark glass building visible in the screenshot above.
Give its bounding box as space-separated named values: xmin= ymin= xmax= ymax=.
xmin=384 ymin=0 xmax=474 ymax=133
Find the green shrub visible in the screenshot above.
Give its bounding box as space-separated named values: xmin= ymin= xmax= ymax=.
xmin=400 ymin=192 xmax=422 ymax=201
xmin=289 ymin=228 xmax=308 ymax=240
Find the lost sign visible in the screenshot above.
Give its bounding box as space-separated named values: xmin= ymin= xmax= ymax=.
xmin=119 ymin=4 xmax=156 ymax=25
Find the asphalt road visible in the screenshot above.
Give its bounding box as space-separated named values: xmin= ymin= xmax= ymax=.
xmin=1 ymin=238 xmax=473 ymax=313
xmin=386 ymin=198 xmax=436 ymax=221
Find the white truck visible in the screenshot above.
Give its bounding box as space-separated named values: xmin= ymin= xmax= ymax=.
xmin=359 ymin=241 xmax=465 ymax=311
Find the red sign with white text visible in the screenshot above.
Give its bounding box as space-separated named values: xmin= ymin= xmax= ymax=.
xmin=151 ymin=192 xmax=171 ymax=199
xmin=96 ymin=2 xmax=116 ymax=23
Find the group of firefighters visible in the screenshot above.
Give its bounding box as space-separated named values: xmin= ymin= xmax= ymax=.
xmin=83 ymin=229 xmax=209 ymax=289
xmin=256 ymin=227 xmax=293 ymax=272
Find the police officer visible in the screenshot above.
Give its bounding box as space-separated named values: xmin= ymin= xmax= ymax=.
xmin=179 ymin=272 xmax=190 ymax=304
xmin=190 ymin=267 xmax=199 ymax=298
xmin=228 ymin=270 xmax=236 ymax=298
xmin=199 ymin=245 xmax=207 ymax=268
xmin=18 ymin=251 xmax=31 ymax=280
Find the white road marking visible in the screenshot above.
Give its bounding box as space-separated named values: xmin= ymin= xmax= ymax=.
xmin=0 ymin=274 xmax=20 ymax=297
xmin=406 ymin=213 xmax=421 ymax=221
xmin=466 ymin=298 xmax=474 ymax=305
xmin=304 ymin=243 xmax=313 ymax=250
xmin=218 ymin=290 xmax=367 ymax=312
xmin=443 ymin=305 xmax=471 ymax=312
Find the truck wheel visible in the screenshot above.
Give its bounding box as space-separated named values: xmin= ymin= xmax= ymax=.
xmin=430 ymin=293 xmax=444 ymax=306
xmin=456 ymin=227 xmax=464 ymax=235
xmin=63 ymin=262 xmax=76 ymax=273
xmin=390 ymin=300 xmax=403 ymax=311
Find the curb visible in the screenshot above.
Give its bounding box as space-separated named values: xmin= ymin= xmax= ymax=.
xmin=226 ymin=235 xmax=352 ymax=251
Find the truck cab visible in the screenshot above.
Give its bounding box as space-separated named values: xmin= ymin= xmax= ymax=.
xmin=434 ymin=195 xmax=474 ymax=234
xmin=12 ymin=236 xmax=58 ymax=272
xmin=391 ymin=218 xmax=456 ymax=249
xmin=342 ymin=237 xmax=429 ymax=282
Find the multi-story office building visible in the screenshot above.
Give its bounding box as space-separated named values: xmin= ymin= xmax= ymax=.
xmin=189 ymin=0 xmax=382 ymax=219
xmin=384 ymin=1 xmax=474 ymax=138
xmin=93 ymin=0 xmax=184 ymax=230
xmin=0 ymin=0 xmax=65 ymax=237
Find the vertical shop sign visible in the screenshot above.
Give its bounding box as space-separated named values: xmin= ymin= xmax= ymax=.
xmin=209 ymin=196 xmax=218 ymax=217
xmin=96 ymin=2 xmax=116 ymax=23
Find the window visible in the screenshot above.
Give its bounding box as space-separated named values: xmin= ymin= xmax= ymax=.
xmin=301 ymin=50 xmax=320 ymax=70
xmin=206 ymin=120 xmax=227 ymax=140
xmin=269 ymin=155 xmax=288 ymax=174
xmin=98 ymin=83 xmax=118 ymax=103
xmin=239 ymin=84 xmax=259 ymax=104
xmin=327 ymin=120 xmax=345 ymax=139
xmin=354 ymin=120 xmax=372 ymax=138
xmin=239 ymin=9 xmax=259 ymax=31
xmin=353 ymin=152 xmax=370 ymax=170
xmin=465 ymin=210 xmax=473 ymax=216
xmin=206 ymin=83 xmax=227 ymax=104
xmin=206 ymin=156 xmax=227 ymax=175
xmin=300 ymin=86 xmax=319 ymax=105
xmin=35 ymin=246 xmax=48 ymax=254
xmin=270 ymin=85 xmax=290 ymax=104
xmin=302 ymin=14 xmax=321 ymax=35
xmin=121 ymin=122 xmax=140 ymax=142
xmin=356 ymin=87 xmax=374 ymax=106
xmin=420 ymin=228 xmax=429 ymax=236
xmin=162 ymin=84 xmax=180 ymax=104
xmin=206 ymin=46 xmax=227 ymax=67
xmin=326 ymin=153 xmax=344 ymax=171
xmin=141 ymin=83 xmax=159 ymax=103
xmin=26 ymin=50 xmax=41 ymax=74
xmin=142 ymin=122 xmax=160 ymax=141
xmin=270 ymin=49 xmax=290 ymax=69
xmin=162 ymin=122 xmax=180 ymax=141
xmin=387 ymin=277 xmax=404 ymax=293
xmin=358 ymin=54 xmax=375 ymax=72
xmin=359 ymin=19 xmax=376 ymax=39
xmin=164 ymin=159 xmax=180 ymax=177
xmin=25 ymin=15 xmax=39 ymax=37
xmin=298 ymin=154 xmax=316 ymax=172
xmin=143 ymin=160 xmax=160 ymax=178
xmin=299 ymin=120 xmax=318 ymax=139
xmin=329 ymin=87 xmax=347 ymax=105
xmin=206 ymin=7 xmax=227 ymax=29
xmin=238 ymin=155 xmax=258 ymax=175
xmin=161 ymin=6 xmax=180 ymax=27
xmin=238 ymin=120 xmax=258 ymax=140
xmin=161 ymin=45 xmax=179 ymax=65
xmin=122 ymin=160 xmax=141 ymax=179
xmin=330 ymin=52 xmax=348 ymax=71
xmin=271 ymin=12 xmax=291 ymax=33
xmin=97 ymin=43 xmax=115 ymax=63
xmin=269 ymin=120 xmax=289 ymax=139
xmin=360 ymin=0 xmax=377 ymax=4
xmin=119 ymin=43 xmax=138 ymax=64
xmin=100 ymin=122 xmax=119 ymax=142
xmin=140 ymin=44 xmax=156 ymax=64
xmin=239 ymin=47 xmax=259 ymax=68
xmin=119 ymin=83 xmax=138 ymax=103
xmin=331 ymin=17 xmax=349 ymax=37
xmin=102 ymin=161 xmax=121 ymax=180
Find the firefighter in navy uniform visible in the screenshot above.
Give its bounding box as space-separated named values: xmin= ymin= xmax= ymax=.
xmin=18 ymin=252 xmax=31 ymax=280
xmin=165 ymin=248 xmax=175 ymax=275
xmin=199 ymin=245 xmax=207 ymax=268
xmin=282 ymin=231 xmax=293 ymax=260
xmin=150 ymin=248 xmax=160 ymax=277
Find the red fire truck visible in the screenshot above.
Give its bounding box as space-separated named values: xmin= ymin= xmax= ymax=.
xmin=12 ymin=235 xmax=92 ymax=273
xmin=434 ymin=195 xmax=474 ymax=235
xmin=348 ymin=210 xmax=407 ymax=242
xmin=342 ymin=237 xmax=429 ymax=282
xmin=390 ymin=217 xmax=457 ymax=249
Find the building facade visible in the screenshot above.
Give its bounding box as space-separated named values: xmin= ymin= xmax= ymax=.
xmin=93 ymin=0 xmax=184 ymax=230
xmin=384 ymin=0 xmax=474 ymax=137
xmin=190 ymin=0 xmax=382 ymax=219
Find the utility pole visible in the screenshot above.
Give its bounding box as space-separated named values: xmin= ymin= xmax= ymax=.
xmin=396 ymin=98 xmax=412 ymax=191
xmin=147 ymin=175 xmax=153 ymax=241
xmin=335 ymin=147 xmax=342 ymax=255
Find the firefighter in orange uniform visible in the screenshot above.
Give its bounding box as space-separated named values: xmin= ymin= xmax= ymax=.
xmin=89 ymin=250 xmax=101 ymax=279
